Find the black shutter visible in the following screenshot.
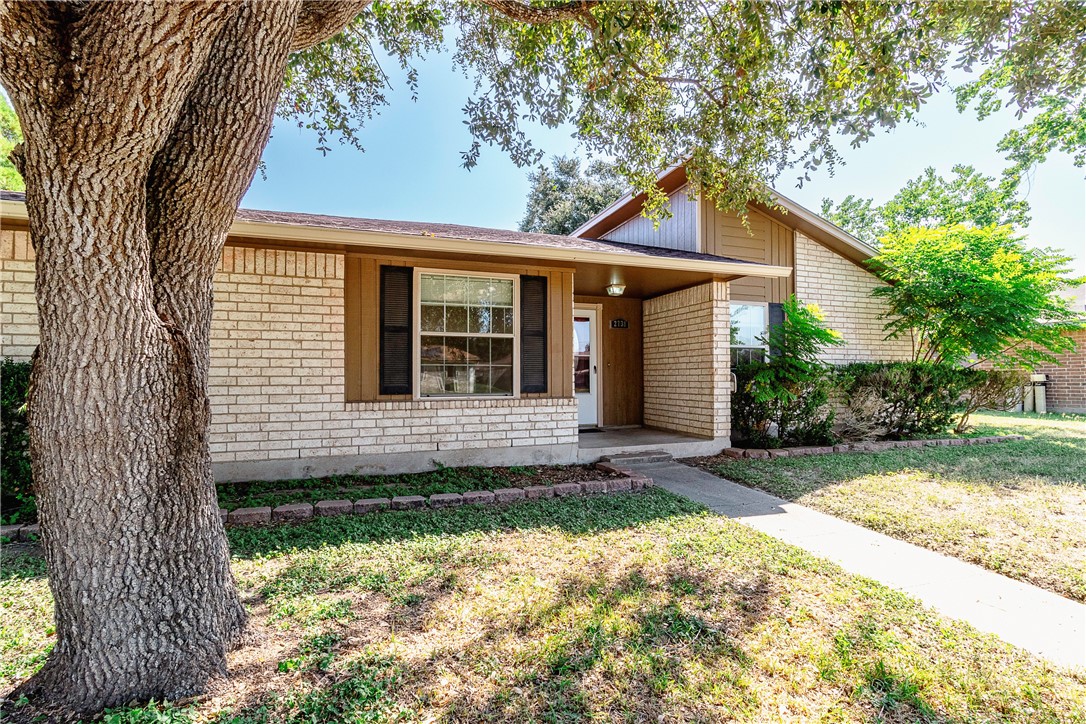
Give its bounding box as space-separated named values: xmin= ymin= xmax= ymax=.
xmin=768 ymin=302 xmax=784 ymax=358
xmin=520 ymin=275 xmax=548 ymax=393
xmin=379 ymin=266 xmax=413 ymax=395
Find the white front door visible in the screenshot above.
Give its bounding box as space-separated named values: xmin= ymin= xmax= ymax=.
xmin=573 ymin=307 xmax=599 ymax=427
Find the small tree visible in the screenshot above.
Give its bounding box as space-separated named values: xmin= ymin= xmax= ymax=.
xmin=734 ymin=297 xmax=843 ymax=447
xmin=869 ymin=225 xmax=1083 ymax=368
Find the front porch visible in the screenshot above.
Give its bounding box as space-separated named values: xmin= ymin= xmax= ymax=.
xmin=575 ymin=426 xmax=726 ymax=463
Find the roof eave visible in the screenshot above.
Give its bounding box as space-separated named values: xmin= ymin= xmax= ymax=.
xmin=230 ymin=218 xmax=792 ymax=278
xmin=2 ymin=197 xmax=791 ymax=279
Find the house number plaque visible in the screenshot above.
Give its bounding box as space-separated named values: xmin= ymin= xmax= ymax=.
xmin=610 ymin=319 xmax=629 ymax=329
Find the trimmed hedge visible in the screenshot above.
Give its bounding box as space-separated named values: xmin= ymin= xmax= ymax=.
xmin=1 ymin=358 xmax=34 ymax=524
xmin=838 ymin=362 xmax=994 ymax=442
xmin=735 ymin=359 xmax=1028 ymax=446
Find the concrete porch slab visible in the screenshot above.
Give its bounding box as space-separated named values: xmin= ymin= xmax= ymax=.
xmin=576 ymin=427 xmax=726 ymax=463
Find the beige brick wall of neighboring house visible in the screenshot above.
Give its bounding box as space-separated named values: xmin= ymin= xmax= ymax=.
xmin=794 ymin=233 xmax=913 ymax=364
xmin=0 ymin=231 xmax=579 ymax=480
xmin=642 ymin=280 xmax=731 ymax=439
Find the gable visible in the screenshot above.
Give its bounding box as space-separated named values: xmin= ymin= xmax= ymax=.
xmin=600 ymin=186 xmax=698 ymax=252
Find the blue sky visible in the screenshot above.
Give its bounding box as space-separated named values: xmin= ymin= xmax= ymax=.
xmin=245 ymin=50 xmax=1085 ymax=276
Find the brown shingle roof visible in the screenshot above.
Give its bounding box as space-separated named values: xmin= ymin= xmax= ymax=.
xmin=0 ymin=190 xmax=762 ymax=267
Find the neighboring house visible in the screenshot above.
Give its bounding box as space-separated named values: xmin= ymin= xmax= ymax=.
xmin=1029 ymin=328 xmax=1086 ymax=413
xmin=0 ymin=166 xmax=907 ymax=481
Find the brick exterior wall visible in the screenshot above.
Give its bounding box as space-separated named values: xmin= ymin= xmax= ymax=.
xmin=642 ymin=280 xmax=731 ymax=439
xmin=1 ymin=232 xmax=578 ymax=479
xmin=794 ymin=233 xmax=913 ymax=364
xmin=1032 ymin=329 xmax=1086 ymax=413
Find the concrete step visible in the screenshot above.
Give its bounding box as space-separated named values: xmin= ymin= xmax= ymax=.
xmin=599 ymin=450 xmax=674 ymax=465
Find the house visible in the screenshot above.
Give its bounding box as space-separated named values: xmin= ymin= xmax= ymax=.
xmin=0 ymin=167 xmax=909 ymax=482
xmin=1028 ymin=329 xmax=1086 ymax=413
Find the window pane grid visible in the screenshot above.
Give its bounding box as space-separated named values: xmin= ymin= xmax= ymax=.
xmin=419 ymin=273 xmax=516 ymax=397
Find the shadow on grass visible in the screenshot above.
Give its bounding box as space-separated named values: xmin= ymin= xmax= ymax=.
xmin=209 ymin=533 xmax=974 ymax=724
xmin=215 ymin=541 xmax=782 ymax=723
xmin=227 ymin=488 xmax=706 ymax=560
xmin=0 ymin=544 xmax=46 ymax=582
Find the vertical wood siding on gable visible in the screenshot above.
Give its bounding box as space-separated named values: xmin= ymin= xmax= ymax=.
xmin=701 ymin=199 xmax=795 ymax=303
xmin=600 ymin=186 xmax=699 ymax=252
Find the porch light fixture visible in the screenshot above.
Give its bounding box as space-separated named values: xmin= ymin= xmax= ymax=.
xmin=606 ymin=283 xmax=626 ymax=297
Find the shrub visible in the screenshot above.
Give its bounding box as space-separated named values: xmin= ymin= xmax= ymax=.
xmin=1 ymin=357 xmax=34 ymax=523
xmin=732 ymin=297 xmax=843 ymax=448
xmin=955 ymin=368 xmax=1027 ymax=433
xmin=834 ymin=362 xmax=973 ymax=439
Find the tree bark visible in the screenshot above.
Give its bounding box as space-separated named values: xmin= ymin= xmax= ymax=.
xmin=0 ymin=1 xmax=349 ymax=716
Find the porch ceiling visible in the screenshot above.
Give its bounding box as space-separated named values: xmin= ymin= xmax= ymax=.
xmin=571 ymin=258 xmax=785 ymax=299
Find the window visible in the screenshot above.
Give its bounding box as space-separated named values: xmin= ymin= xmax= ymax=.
xmin=730 ymin=301 xmax=768 ymax=366
xmin=417 ymin=272 xmax=517 ymax=396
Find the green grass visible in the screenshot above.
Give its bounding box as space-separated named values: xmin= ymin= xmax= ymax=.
xmin=215 ymin=463 xmax=608 ymax=511
xmin=695 ymin=411 xmax=1086 ymax=601
xmin=3 ymin=489 xmax=1084 ymax=722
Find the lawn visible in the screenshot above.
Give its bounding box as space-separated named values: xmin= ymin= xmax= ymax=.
xmin=692 ymin=412 xmax=1086 ymax=602
xmin=3 ymin=490 xmax=1084 ymax=722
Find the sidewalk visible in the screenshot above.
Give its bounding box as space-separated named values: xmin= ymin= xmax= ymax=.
xmin=631 ymin=460 xmax=1086 ymax=670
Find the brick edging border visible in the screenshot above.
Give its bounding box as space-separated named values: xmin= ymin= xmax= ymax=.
xmin=223 ymin=463 xmax=653 ymax=527
xmin=721 ymin=434 xmax=1025 ymax=460
xmin=0 ymin=465 xmax=654 ymax=541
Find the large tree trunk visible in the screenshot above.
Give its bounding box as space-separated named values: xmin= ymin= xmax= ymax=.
xmin=0 ymin=1 xmax=365 ymax=716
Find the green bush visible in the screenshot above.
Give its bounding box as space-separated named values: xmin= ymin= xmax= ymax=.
xmin=834 ymin=362 xmax=974 ymax=439
xmin=733 ymin=362 xmax=837 ymax=448
xmin=955 ymin=368 xmax=1026 ymax=433
xmin=732 ymin=297 xmax=842 ymax=448
xmin=1 ymin=357 xmax=34 ymax=523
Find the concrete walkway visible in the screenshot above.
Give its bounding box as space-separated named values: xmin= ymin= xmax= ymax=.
xmin=630 ymin=460 xmax=1086 ymax=670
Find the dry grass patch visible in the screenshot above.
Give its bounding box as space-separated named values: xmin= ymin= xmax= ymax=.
xmin=693 ymin=412 xmax=1086 ymax=602
xmin=3 ymin=490 xmax=1084 ymax=723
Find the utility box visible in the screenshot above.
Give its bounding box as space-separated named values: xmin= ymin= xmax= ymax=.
xmin=1030 ymin=373 xmax=1049 ymax=415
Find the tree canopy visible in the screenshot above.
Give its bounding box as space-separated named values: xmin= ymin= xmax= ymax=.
xmin=519 ymin=155 xmax=624 ymax=235
xmin=869 ymin=225 xmax=1083 ymax=368
xmin=0 ymin=93 xmax=22 ymax=192
xmin=279 ymin=1 xmax=1086 ymax=220
xmin=820 ymin=165 xmax=1032 ymax=246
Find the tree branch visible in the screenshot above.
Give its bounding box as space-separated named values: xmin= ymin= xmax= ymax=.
xmin=291 ymin=0 xmax=372 ymax=51
xmin=481 ymin=0 xmax=600 ymax=28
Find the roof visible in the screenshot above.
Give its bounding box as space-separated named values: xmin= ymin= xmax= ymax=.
xmin=0 ymin=190 xmax=791 ymax=279
xmin=570 ymin=165 xmax=879 ymax=266
xmin=233 ymin=204 xmax=756 ymax=265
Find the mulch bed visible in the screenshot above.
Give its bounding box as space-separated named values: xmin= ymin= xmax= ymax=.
xmin=217 ymin=463 xmax=622 ymax=512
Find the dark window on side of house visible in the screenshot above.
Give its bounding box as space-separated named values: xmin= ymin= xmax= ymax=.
xmin=768 ymin=302 xmax=784 ymax=358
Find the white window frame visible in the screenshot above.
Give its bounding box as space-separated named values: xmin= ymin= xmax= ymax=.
xmin=730 ymin=300 xmax=770 ymax=365
xmin=412 ymin=268 xmax=521 ymax=400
